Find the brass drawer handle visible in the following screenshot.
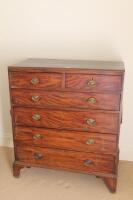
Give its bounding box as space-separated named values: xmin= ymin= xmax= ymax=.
xmin=32 ymin=114 xmax=41 ymax=121
xmin=34 ymin=152 xmax=43 ymax=160
xmin=33 ymin=134 xmax=43 ymax=140
xmin=84 ymin=159 xmax=93 ymax=166
xmin=87 ymin=97 xmax=96 ymax=104
xmin=86 ymin=118 xmax=96 ymax=125
xmin=86 ymin=139 xmax=94 ymax=145
xmin=31 ymin=95 xmax=41 ymax=102
xmin=87 ymin=80 xmax=96 ymax=86
xmin=30 ymin=77 xmax=40 ymax=85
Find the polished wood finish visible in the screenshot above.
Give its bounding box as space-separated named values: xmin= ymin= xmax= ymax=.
xmin=8 ymin=58 xmax=124 ymax=193
xmin=8 ymin=58 xmax=124 ymax=73
xmin=14 ymin=127 xmax=117 ymax=154
xmin=66 ymin=74 xmax=122 ymax=92
xmin=13 ymin=107 xmax=120 ymax=134
xmin=11 ymin=89 xmax=120 ymax=111
xmin=15 ymin=145 xmax=115 ymax=174
xmin=9 ymin=72 xmax=62 ymax=89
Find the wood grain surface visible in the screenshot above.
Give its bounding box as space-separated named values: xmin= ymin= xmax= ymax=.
xmin=14 ymin=126 xmax=117 ymax=154
xmin=66 ymin=74 xmax=122 ymax=92
xmin=9 ymin=72 xmax=62 ymax=89
xmin=15 ymin=145 xmax=115 ymax=174
xmin=13 ymin=107 xmax=120 ymax=134
xmin=11 ymin=89 xmax=120 ymax=111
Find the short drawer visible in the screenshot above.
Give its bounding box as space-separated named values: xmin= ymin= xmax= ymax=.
xmin=16 ymin=145 xmax=115 ymax=174
xmin=13 ymin=108 xmax=120 ymax=134
xmin=66 ymin=74 xmax=122 ymax=92
xmin=14 ymin=127 xmax=117 ymax=154
xmin=11 ymin=89 xmax=120 ymax=111
xmin=9 ymin=72 xmax=62 ymax=89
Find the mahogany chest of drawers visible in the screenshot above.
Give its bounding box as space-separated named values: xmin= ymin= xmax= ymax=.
xmin=8 ymin=59 xmax=124 ymax=192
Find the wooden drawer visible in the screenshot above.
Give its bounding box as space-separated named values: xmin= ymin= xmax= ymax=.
xmin=66 ymin=74 xmax=122 ymax=92
xmin=11 ymin=89 xmax=120 ymax=111
xmin=9 ymin=72 xmax=62 ymax=89
xmin=13 ymin=108 xmax=119 ymax=134
xmin=16 ymin=145 xmax=115 ymax=174
xmin=14 ymin=127 xmax=117 ymax=154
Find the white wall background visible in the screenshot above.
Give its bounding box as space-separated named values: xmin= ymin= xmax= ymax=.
xmin=0 ymin=0 xmax=133 ymax=160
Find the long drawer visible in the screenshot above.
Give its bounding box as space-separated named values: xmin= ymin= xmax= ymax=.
xmin=11 ymin=89 xmax=120 ymax=111
xmin=13 ymin=107 xmax=120 ymax=134
xmin=16 ymin=145 xmax=115 ymax=174
xmin=14 ymin=127 xmax=117 ymax=154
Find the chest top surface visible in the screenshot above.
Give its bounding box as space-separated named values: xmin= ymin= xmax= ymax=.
xmin=8 ymin=58 xmax=125 ymax=75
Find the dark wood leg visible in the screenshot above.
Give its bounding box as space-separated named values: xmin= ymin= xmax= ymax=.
xmin=103 ymin=177 xmax=117 ymax=193
xmin=13 ymin=162 xmax=24 ymax=178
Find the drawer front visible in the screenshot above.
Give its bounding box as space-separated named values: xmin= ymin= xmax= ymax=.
xmin=11 ymin=89 xmax=120 ymax=111
xmin=9 ymin=72 xmax=62 ymax=89
xmin=14 ymin=108 xmax=119 ymax=134
xmin=66 ymin=74 xmax=122 ymax=92
xmin=16 ymin=146 xmax=115 ymax=174
xmin=14 ymin=127 xmax=117 ymax=154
